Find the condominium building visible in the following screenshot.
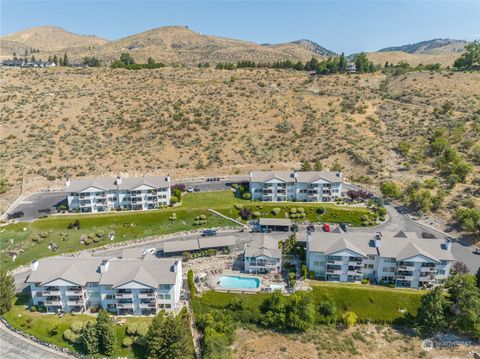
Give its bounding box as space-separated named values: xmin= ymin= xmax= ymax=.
xmin=26 ymin=252 xmax=182 ymax=316
xmin=244 ymin=235 xmax=282 ymax=273
xmin=249 ymin=170 xmax=343 ymax=202
xmin=304 ymin=230 xmax=454 ymax=289
xmin=66 ymin=175 xmax=171 ymax=213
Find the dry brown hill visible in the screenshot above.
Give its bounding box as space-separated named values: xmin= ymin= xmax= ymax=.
xmin=366 ymin=51 xmax=460 ymax=67
xmin=1 ymin=25 xmax=108 ymax=51
xmin=81 ymin=26 xmax=325 ymax=65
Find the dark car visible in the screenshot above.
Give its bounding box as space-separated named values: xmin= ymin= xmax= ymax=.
xmin=339 ymin=223 xmax=348 ymax=232
xmin=201 ymin=229 xmax=217 ymax=237
xmin=194 ymin=186 xmax=201 ymax=192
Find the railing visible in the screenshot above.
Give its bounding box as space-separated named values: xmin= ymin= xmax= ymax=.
xmin=115 ymin=293 xmax=133 ymax=299
xmin=398 ymin=265 xmax=415 ymax=271
xmin=45 ymin=300 xmax=62 ymax=306
xmin=138 ymin=292 xmax=156 ymax=299
xmin=67 ymin=300 xmax=84 ymax=306
xmin=42 ymin=290 xmax=61 ymax=296
xmin=348 ymin=261 xmax=363 ymax=266
xmin=327 ymin=260 xmax=343 ymax=265
xmin=421 ymin=266 xmax=437 ymax=272
xmin=139 ymin=303 xmax=156 ymax=309
xmin=396 ymin=275 xmax=414 ymax=281
xmin=116 ymin=303 xmax=134 ymax=309
xmin=419 ymin=276 xmax=436 ymax=282
xmin=326 ymin=269 xmax=343 ymax=275
xmin=347 ymin=270 xmax=363 ymax=276
xmin=66 ymin=289 xmax=84 ymax=296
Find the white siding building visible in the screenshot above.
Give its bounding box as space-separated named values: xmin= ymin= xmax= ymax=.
xmin=244 ymin=235 xmax=282 ymax=273
xmin=249 ymin=170 xmax=343 ymax=202
xmin=304 ymin=230 xmax=454 ymax=289
xmin=66 ymin=176 xmax=171 ymax=213
xmin=26 ymin=251 xmax=182 ymax=316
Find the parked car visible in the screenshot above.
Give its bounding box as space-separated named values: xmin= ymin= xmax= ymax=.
xmin=339 ymin=223 xmax=348 ymax=232
xmin=473 ymin=247 xmax=480 ymax=255
xmin=322 ymin=223 xmax=331 ymax=232
xmin=187 ymin=187 xmax=194 ymax=192
xmin=201 ymin=229 xmax=217 ymax=236
xmin=194 ymin=186 xmax=201 ymax=192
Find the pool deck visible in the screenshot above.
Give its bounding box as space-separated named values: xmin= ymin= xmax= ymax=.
xmin=206 ymin=269 xmax=286 ymax=294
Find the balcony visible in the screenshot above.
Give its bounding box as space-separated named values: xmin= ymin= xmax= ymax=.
xmin=398 ymin=265 xmax=415 ymax=271
xmin=396 ymin=275 xmax=414 ymax=281
xmin=138 ymin=292 xmax=156 ymax=299
xmin=66 ymin=290 xmax=84 ymax=296
xmin=419 ymin=276 xmax=436 ymax=282
xmin=67 ymin=299 xmax=85 ymax=306
xmin=116 ymin=303 xmax=134 ymax=309
xmin=45 ymin=300 xmax=62 ymax=306
xmin=115 ymin=293 xmax=133 ymax=299
xmin=42 ymin=290 xmax=61 ymax=296
xmin=139 ymin=303 xmax=156 ymax=309
xmin=327 ymin=259 xmax=343 ymax=265
xmin=348 ymin=270 xmax=363 ymax=276
xmin=421 ymin=266 xmax=437 ymax=272
xmin=348 ymin=261 xmax=363 ymax=266
xmin=326 ymin=269 xmax=343 ymax=275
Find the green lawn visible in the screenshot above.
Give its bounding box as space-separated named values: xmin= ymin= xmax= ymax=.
xmin=0 ymin=200 xmax=234 ymax=270
xmin=192 ymin=281 xmax=424 ymax=324
xmin=3 ymin=295 xmax=151 ymax=358
xmin=0 ymin=191 xmax=375 ymax=270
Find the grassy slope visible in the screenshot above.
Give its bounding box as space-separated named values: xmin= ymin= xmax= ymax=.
xmin=1 ymin=191 xmax=375 ymax=270
xmin=193 ymin=281 xmax=424 ymax=324
xmin=3 ymin=295 xmax=151 ymax=358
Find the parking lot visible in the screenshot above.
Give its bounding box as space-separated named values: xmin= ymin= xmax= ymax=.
xmin=7 ymin=192 xmax=67 ymax=221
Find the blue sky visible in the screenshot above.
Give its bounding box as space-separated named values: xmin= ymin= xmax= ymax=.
xmin=1 ymin=1 xmax=479 ymax=54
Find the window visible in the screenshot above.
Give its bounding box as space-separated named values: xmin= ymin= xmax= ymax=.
xmin=313 ymin=261 xmax=320 ymax=267
xmin=106 ymin=295 xmax=113 ymax=300
xmin=158 ymin=294 xmax=164 ymax=300
xmin=165 ymin=304 xmax=171 ymax=309
xmin=438 ymin=270 xmax=446 ymax=275
xmin=164 ymin=294 xmax=171 ymax=300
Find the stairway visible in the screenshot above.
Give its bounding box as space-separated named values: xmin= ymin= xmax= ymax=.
xmin=186 ymin=301 xmax=202 ymax=359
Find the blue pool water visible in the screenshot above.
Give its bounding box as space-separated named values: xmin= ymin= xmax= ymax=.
xmin=218 ymin=276 xmax=260 ymax=289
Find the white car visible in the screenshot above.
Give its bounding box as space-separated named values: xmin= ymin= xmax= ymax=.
xmin=187 ymin=187 xmax=194 ymax=192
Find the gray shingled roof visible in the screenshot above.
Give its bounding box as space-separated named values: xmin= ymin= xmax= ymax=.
xmin=250 ymin=171 xmax=343 ymax=184
xmin=163 ymin=236 xmax=236 ymax=254
xmin=244 ymin=235 xmax=282 ymax=259
xmin=67 ymin=176 xmax=169 ymax=192
xmin=26 ymin=256 xmax=179 ymax=287
xmin=303 ymin=231 xmax=454 ymax=261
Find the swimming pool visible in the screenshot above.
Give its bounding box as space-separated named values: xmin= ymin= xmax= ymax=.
xmin=218 ymin=275 xmax=260 ymax=289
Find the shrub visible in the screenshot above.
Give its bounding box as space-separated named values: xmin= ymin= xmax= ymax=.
xmin=242 ymin=192 xmax=252 ymax=200
xmin=199 ymin=214 xmax=207 ymax=220
xmin=70 ymin=321 xmax=84 ymax=333
xmin=239 ymin=208 xmax=252 ymax=219
xmin=136 ymin=322 xmax=149 ymax=337
xmin=122 ymin=336 xmax=134 ymax=347
xmin=290 ymin=208 xmax=297 ymax=214
xmin=170 ymin=196 xmax=179 ymax=204
xmin=272 ymin=208 xmax=281 ymax=215
xmin=234 ymin=203 xmax=243 ymax=210
xmin=361 ymin=278 xmax=369 ymax=284
xmin=252 ymin=211 xmax=260 ymax=218
xmin=63 ymin=329 xmax=80 ymax=343
xmin=316 ymin=207 xmax=326 ymax=215
xmin=308 ymin=271 xmax=316 ymax=279
xmin=126 ymin=323 xmax=138 ymax=336
xmin=342 ymin=311 xmax=358 ymax=328
xmin=188 ymin=269 xmax=196 ymax=298
xmin=84 ymin=238 xmax=93 ymax=245
xmin=297 ymin=207 xmax=304 ymax=213
xmin=96 ymin=230 xmax=105 ymax=238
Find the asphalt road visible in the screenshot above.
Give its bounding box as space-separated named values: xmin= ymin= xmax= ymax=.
xmin=0 ymin=322 xmax=70 ymax=359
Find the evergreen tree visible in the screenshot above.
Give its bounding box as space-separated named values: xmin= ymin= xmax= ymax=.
xmin=53 ymin=55 xmax=58 ymax=65
xmin=476 ymin=267 xmax=480 ymax=289
xmin=313 ymin=160 xmax=323 ymax=171
xmin=30 ymin=55 xmax=36 ymax=62
xmin=59 ymin=57 xmax=64 ymax=66
xmin=260 ymin=292 xmax=286 ymax=328
xmin=300 ymin=161 xmax=312 ymax=171
xmin=0 ymin=270 xmax=15 ymax=315
xmin=285 ymin=292 xmax=315 ymax=331
xmin=48 ymin=55 xmax=52 ymax=62
xmin=354 ymin=52 xmax=370 ymax=73
xmin=415 ymin=287 xmax=448 ymax=335
xmin=63 ymin=53 xmax=69 ymax=67
xmin=338 ymin=52 xmax=347 ymax=72
xmin=95 ymin=310 xmax=117 ymax=355
xmin=13 ymin=52 xmax=17 ymax=60
xmin=120 ymin=52 xmax=134 ymax=66
xmin=146 ymin=311 xmax=194 ymax=358
xmin=81 ymin=321 xmax=99 ymax=354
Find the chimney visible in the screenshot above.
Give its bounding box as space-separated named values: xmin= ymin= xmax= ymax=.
xmin=100 ymin=260 xmax=110 ymax=273
xmin=31 ymin=260 xmax=39 ymax=271
xmin=165 ymin=175 xmax=171 ymax=183
xmin=249 ymin=171 xmax=252 ymax=180
xmin=337 ymin=172 xmax=343 ymax=178
xmin=443 ymin=239 xmax=452 ymax=251
xmin=307 ymin=231 xmax=312 ymax=243
xmin=293 ymin=170 xmax=299 ymax=179
xmin=65 ymin=178 xmax=71 ymax=188
xmin=174 ymin=259 xmax=182 ymax=273
xmin=374 ymin=232 xmax=382 ymax=248
xmin=116 ymin=176 xmax=122 ymax=186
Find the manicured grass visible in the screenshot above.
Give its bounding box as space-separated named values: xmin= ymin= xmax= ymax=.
xmin=3 ymin=295 xmax=151 ymax=358
xmin=0 ymin=191 xmax=375 ymax=270
xmin=192 ymin=281 xmax=424 ymax=324
xmin=309 ymin=281 xmax=424 ymax=322
xmin=0 ymin=201 xmax=234 ymax=270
